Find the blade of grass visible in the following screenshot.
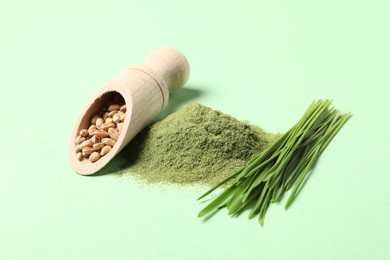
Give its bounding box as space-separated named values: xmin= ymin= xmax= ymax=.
xmin=197 ymin=168 xmax=243 ymax=200
xmin=198 ymin=185 xmax=237 ymax=217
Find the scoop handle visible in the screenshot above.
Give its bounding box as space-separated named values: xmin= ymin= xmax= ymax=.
xmin=144 ymin=47 xmax=190 ymax=93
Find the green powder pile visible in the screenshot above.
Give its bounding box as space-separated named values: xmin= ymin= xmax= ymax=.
xmin=118 ymin=103 xmax=278 ymax=186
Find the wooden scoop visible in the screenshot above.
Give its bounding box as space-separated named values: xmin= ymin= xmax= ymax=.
xmin=68 ymin=47 xmax=190 ymax=175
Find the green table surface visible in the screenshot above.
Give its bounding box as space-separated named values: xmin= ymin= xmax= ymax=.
xmin=1 ymin=1 xmax=389 ymax=259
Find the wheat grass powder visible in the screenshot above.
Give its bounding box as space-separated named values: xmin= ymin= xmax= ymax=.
xmin=116 ymin=103 xmax=278 ymax=186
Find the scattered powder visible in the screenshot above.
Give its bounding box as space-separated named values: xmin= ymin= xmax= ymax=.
xmin=116 ymin=103 xmax=278 ymax=186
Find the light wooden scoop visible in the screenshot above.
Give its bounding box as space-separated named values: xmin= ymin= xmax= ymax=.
xmin=69 ymin=47 xmax=190 ymax=175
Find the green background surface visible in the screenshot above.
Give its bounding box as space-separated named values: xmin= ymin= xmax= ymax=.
xmin=1 ymin=1 xmax=389 ymax=259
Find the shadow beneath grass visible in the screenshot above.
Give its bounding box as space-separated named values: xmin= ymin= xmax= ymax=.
xmin=91 ymin=86 xmax=203 ymax=177
xmin=201 ymin=209 xmax=221 ymax=223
